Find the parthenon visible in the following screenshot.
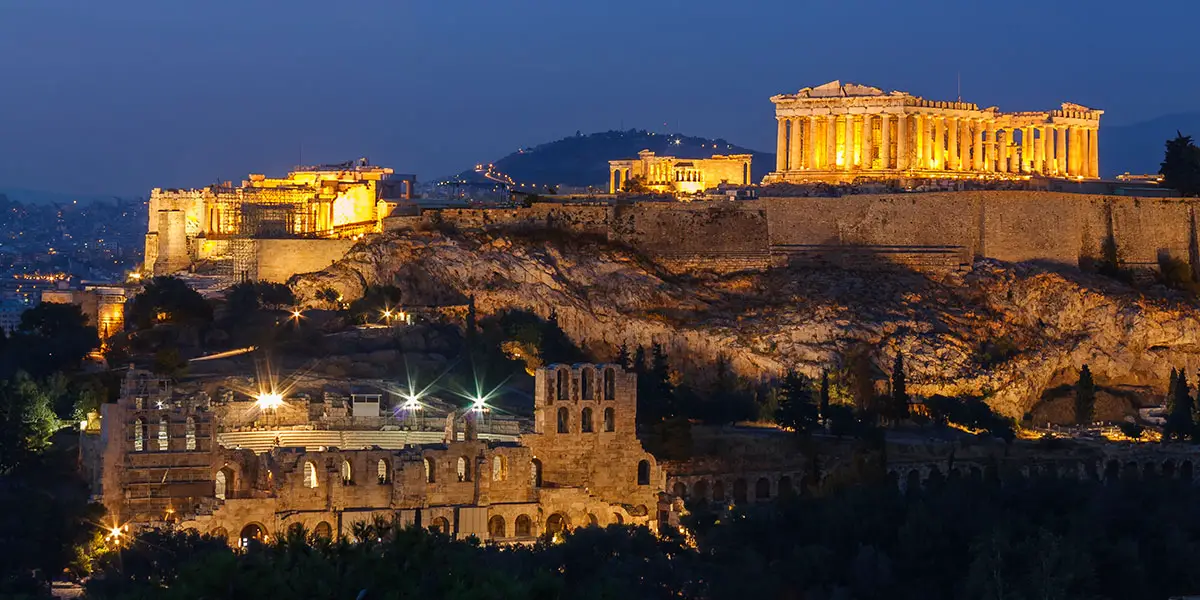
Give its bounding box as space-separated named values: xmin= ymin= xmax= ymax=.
xmin=764 ymin=81 xmax=1103 ymax=183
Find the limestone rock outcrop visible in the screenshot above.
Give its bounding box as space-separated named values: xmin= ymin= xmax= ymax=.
xmin=292 ymin=228 xmax=1200 ymax=418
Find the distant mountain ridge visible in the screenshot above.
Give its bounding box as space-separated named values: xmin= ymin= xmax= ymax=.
xmin=0 ymin=187 xmax=135 ymax=206
xmin=451 ymin=130 xmax=775 ymax=188
xmin=1103 ymin=112 xmax=1200 ymax=177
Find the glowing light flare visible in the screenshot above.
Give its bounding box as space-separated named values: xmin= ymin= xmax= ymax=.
xmin=256 ymin=392 xmax=284 ymax=410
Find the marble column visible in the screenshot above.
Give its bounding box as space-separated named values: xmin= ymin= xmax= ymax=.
xmin=776 ymin=118 xmax=787 ymax=172
xmin=825 ymin=115 xmax=838 ymax=170
xmin=862 ymin=114 xmax=875 ymax=170
xmin=1033 ymin=127 xmax=1044 ymax=174
xmin=931 ymin=115 xmax=940 ymax=170
xmin=1089 ymin=128 xmax=1100 ymax=178
xmin=984 ymin=123 xmax=996 ymax=171
xmin=879 ymin=114 xmax=891 ymax=169
xmin=842 ymin=115 xmax=855 ymax=170
xmin=897 ymin=114 xmax=909 ymax=170
xmin=788 ymin=118 xmax=803 ymax=170
xmin=805 ymin=117 xmax=816 ymax=170
xmin=1067 ymin=126 xmax=1079 ymax=176
xmin=1055 ymin=126 xmax=1067 ymax=175
xmin=1041 ymin=126 xmax=1052 ymax=175
xmin=1022 ymin=127 xmax=1033 ymax=173
xmin=947 ymin=118 xmax=958 ymax=171
xmin=996 ymin=130 xmax=1008 ymax=173
xmin=958 ymin=119 xmax=970 ymax=171
xmin=973 ymin=121 xmax=984 ymax=171
xmin=913 ymin=114 xmax=925 ymax=169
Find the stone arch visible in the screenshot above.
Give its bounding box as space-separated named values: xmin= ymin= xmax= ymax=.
xmin=303 ymin=461 xmax=318 ymax=488
xmin=672 ymin=481 xmax=687 ymax=498
xmin=969 ymin=466 xmax=983 ymax=481
xmin=286 ymin=522 xmax=305 ymax=538
xmin=755 ymin=477 xmax=771 ymax=500
xmin=693 ymin=478 xmax=709 ymax=502
xmin=712 ymin=480 xmax=726 ymax=502
xmin=603 ymin=368 xmax=616 ymax=400
xmin=515 ymin=514 xmax=533 ymax=537
xmin=158 ymin=416 xmax=169 ymax=451
xmin=587 ymin=513 xmax=599 ymax=527
xmin=457 ymin=456 xmax=470 ymax=482
xmin=185 ymin=416 xmax=196 ymax=450
xmin=341 ymin=459 xmax=353 ymax=485
xmin=546 ymin=513 xmax=569 ymax=536
xmin=1124 ymin=461 xmax=1140 ymax=481
xmin=488 ymin=515 xmax=506 ymax=539
xmin=1143 ymin=461 xmax=1157 ymax=479
xmin=531 ymin=458 xmax=543 ymax=487
xmin=637 ymin=460 xmax=650 ymax=485
xmin=239 ymin=522 xmax=267 ymax=547
xmin=581 ymin=368 xmax=595 ymax=400
xmin=1104 ymin=459 xmax=1120 ymax=482
xmin=210 ymin=526 xmax=228 ymax=539
xmin=733 ymin=478 xmax=748 ymax=504
xmin=424 ymin=457 xmax=436 ymax=483
xmin=603 ymin=407 xmax=615 ymax=432
xmin=492 ymin=455 xmax=507 ymax=481
xmin=557 ymin=407 xmax=569 ymax=433
xmin=430 ymin=516 xmax=450 ymax=534
xmin=313 ymin=521 xmax=332 ymax=540
xmin=612 ymin=512 xmax=624 ymax=525
xmin=778 ymin=475 xmax=794 ymax=498
xmin=581 ymin=407 xmax=594 ymax=433
xmin=215 ymin=466 xmax=234 ymax=500
xmin=377 ymin=458 xmax=389 ymax=484
xmin=1183 ymin=460 xmax=1195 ymax=483
xmin=556 ymin=369 xmax=569 ymax=401
xmin=133 ymin=418 xmax=145 ymax=451
xmin=926 ymin=466 xmax=945 ymax=488
xmin=906 ymin=469 xmax=921 ymax=492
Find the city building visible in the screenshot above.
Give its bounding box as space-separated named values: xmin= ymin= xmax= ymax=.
xmin=765 ymin=80 xmax=1103 ymax=183
xmin=82 ymin=364 xmax=669 ymax=544
xmin=0 ymin=298 xmax=26 ymax=334
xmin=609 ymin=150 xmax=753 ymax=195
xmin=144 ymin=159 xmax=416 ymax=281
xmin=41 ymin=282 xmax=129 ymax=341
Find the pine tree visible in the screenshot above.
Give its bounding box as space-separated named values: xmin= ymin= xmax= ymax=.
xmin=819 ymin=369 xmax=831 ymax=423
xmin=632 ymin=345 xmax=647 ymax=375
xmin=1074 ymin=365 xmax=1096 ymax=426
xmin=776 ymin=370 xmax=819 ymax=434
xmin=888 ymin=353 xmax=911 ymax=424
xmin=615 ymin=343 xmax=631 ymax=370
xmin=1160 ymin=132 xmax=1200 ymax=197
xmin=1167 ymin=370 xmax=1195 ymax=441
xmin=650 ymin=343 xmax=676 ymax=417
xmin=1167 ymin=367 xmax=1179 ymax=413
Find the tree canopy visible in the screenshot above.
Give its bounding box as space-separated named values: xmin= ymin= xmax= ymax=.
xmin=1161 ymin=132 xmax=1200 ymax=197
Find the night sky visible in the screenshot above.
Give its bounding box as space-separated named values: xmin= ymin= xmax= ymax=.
xmin=1 ymin=0 xmax=1195 ymax=196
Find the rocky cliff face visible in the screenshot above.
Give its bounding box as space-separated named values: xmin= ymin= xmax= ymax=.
xmin=292 ymin=227 xmax=1200 ymax=418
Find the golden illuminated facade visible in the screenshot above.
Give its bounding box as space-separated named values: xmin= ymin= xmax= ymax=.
xmin=144 ymin=159 xmax=415 ymax=276
xmin=609 ymin=150 xmax=752 ymax=195
xmin=765 ymin=81 xmax=1103 ymax=183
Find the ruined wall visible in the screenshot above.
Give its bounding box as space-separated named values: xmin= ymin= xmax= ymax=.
xmin=611 ymin=201 xmax=768 ymax=264
xmin=257 ymin=239 xmax=358 ymax=283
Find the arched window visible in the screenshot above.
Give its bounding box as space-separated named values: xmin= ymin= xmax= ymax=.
xmin=546 ymin=513 xmax=568 ymax=536
xmin=755 ymin=477 xmax=771 ymax=500
xmin=430 ymin=516 xmax=450 ymax=534
xmin=157 ymin=416 xmax=169 ymax=451
xmin=313 ymin=521 xmax=333 ymax=540
xmin=492 ymin=455 xmax=507 ymax=481
xmin=603 ymin=408 xmax=615 ymax=432
xmin=694 ymin=479 xmax=709 ymax=502
xmin=457 ymin=456 xmax=469 ymax=482
xmin=515 ymin=514 xmax=532 ymax=537
xmin=733 ymin=479 xmax=748 ymax=504
xmin=133 ymin=418 xmax=145 ymax=452
xmin=210 ymin=526 xmax=228 ymax=539
xmin=531 ymin=458 xmax=543 ymax=488
xmin=712 ymin=480 xmax=725 ymax=502
xmin=377 ymin=459 xmax=389 ymax=484
xmin=581 ymin=368 xmax=594 ymax=400
xmin=215 ymin=470 xmax=227 ymax=500
xmin=424 ymin=457 xmax=436 ymax=483
xmin=637 ymin=460 xmax=650 ymax=486
xmin=557 ymin=407 xmax=569 ymax=433
xmin=603 ymin=368 xmax=616 ymax=400
xmin=673 ymin=481 xmax=687 ymax=498
xmin=581 ymin=407 xmax=594 ymax=433
xmin=556 ymin=369 xmax=568 ymax=401
xmin=185 ymin=417 xmax=196 ymax=451
xmin=303 ymin=461 xmax=318 ymax=488
xmin=341 ymin=460 xmax=353 ymax=485
xmin=488 ymin=515 xmax=506 ymax=539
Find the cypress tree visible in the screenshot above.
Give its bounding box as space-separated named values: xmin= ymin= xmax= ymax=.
xmin=776 ymin=369 xmax=819 ymax=434
xmin=889 ymin=353 xmax=911 ymax=424
xmin=1167 ymin=370 xmax=1195 ymax=441
xmin=615 ymin=343 xmax=630 ymax=370
xmin=1074 ymin=365 xmax=1096 ymax=425
xmin=819 ymin=369 xmax=831 ymax=423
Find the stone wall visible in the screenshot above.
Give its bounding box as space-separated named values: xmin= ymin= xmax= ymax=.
xmin=257 ymin=239 xmax=358 ymax=283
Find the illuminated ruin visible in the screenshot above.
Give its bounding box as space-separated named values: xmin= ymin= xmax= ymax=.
xmin=609 ymin=150 xmax=753 ymax=195
xmin=765 ymin=80 xmax=1103 ymax=183
xmin=143 ymin=159 xmax=415 ymax=279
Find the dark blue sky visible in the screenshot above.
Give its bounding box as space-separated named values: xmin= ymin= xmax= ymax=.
xmin=1 ymin=0 xmax=1195 ymax=196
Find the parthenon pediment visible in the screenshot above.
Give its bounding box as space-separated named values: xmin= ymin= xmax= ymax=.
xmin=1061 ymin=102 xmax=1093 ymax=112
xmin=796 ymin=80 xmax=886 ymax=98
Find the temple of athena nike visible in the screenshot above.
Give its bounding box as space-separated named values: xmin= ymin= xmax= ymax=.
xmin=764 ymin=81 xmax=1103 ymax=183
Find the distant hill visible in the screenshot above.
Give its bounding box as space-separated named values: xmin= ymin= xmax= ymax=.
xmin=0 ymin=187 xmax=133 ymax=206
xmin=1104 ymin=112 xmax=1200 ymax=177
xmin=452 ymin=130 xmax=775 ymax=189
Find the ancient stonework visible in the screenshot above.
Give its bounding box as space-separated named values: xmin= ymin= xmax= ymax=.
xmin=766 ymin=80 xmax=1102 ymax=183
xmin=608 ymin=150 xmax=753 ymax=194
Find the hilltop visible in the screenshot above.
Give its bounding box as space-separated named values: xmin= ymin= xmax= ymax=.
xmin=450 ymin=130 xmax=774 ymax=188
